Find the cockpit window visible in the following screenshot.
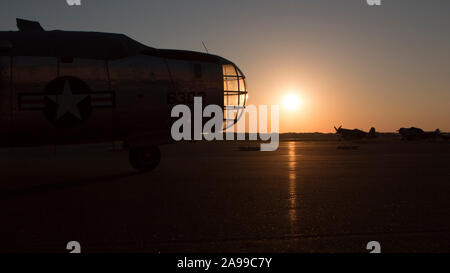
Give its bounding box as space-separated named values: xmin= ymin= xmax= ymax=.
xmin=222 ymin=64 xmax=248 ymax=129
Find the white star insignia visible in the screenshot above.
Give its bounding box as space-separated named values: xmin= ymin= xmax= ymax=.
xmin=46 ymin=81 xmax=88 ymax=120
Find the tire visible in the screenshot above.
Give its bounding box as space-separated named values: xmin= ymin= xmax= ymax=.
xmin=129 ymin=146 xmax=161 ymax=172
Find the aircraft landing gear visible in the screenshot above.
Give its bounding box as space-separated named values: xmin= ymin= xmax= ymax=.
xmin=129 ymin=146 xmax=161 ymax=172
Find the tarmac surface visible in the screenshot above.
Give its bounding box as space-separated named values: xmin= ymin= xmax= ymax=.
xmin=0 ymin=140 xmax=449 ymax=252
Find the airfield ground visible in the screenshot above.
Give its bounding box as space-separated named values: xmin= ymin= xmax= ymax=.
xmin=0 ymin=140 xmax=449 ymax=252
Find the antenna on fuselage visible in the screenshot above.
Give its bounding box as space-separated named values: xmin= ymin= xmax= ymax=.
xmin=201 ymin=40 xmax=209 ymax=54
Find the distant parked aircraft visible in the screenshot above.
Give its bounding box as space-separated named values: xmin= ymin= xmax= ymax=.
xmin=398 ymin=127 xmax=448 ymax=141
xmin=334 ymin=126 xmax=377 ymax=140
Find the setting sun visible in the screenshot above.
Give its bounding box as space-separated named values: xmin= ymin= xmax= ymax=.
xmin=283 ymin=93 xmax=301 ymax=110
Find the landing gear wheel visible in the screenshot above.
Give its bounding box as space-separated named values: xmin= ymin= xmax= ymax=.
xmin=129 ymin=146 xmax=161 ymax=172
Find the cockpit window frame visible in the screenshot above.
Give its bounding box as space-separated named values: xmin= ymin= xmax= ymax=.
xmin=222 ymin=63 xmax=248 ymax=130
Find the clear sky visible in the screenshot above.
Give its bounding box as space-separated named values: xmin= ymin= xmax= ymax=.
xmin=1 ymin=0 xmax=449 ymax=133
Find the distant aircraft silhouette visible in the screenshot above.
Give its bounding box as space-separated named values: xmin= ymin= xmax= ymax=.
xmin=334 ymin=126 xmax=377 ymax=140
xmin=398 ymin=127 xmax=448 ymax=141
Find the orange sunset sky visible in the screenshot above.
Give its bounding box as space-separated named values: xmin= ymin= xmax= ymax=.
xmin=1 ymin=0 xmax=449 ymax=133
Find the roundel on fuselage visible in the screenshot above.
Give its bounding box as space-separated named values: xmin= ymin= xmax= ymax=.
xmin=18 ymin=76 xmax=116 ymax=128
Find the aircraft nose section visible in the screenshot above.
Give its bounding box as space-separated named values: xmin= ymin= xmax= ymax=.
xmin=222 ymin=63 xmax=248 ymax=129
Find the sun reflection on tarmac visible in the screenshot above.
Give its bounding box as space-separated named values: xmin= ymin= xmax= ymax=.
xmin=287 ymin=141 xmax=298 ymax=232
